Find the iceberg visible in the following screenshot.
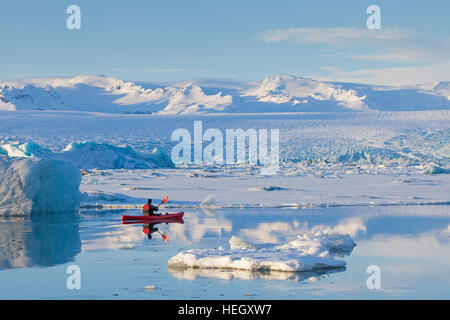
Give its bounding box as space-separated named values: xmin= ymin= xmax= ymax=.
xmin=0 ymin=156 xmax=82 ymax=216
xmin=0 ymin=141 xmax=175 ymax=170
xmin=0 ymin=142 xmax=53 ymax=159
xmin=61 ymin=142 xmax=174 ymax=170
xmin=423 ymin=163 xmax=448 ymax=175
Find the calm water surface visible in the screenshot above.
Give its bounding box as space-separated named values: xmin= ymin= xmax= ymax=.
xmin=0 ymin=205 xmax=449 ymax=299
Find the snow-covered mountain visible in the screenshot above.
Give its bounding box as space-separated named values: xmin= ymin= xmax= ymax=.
xmin=1 ymin=74 xmax=449 ymax=114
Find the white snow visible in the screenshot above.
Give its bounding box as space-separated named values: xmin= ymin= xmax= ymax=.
xmin=0 ymin=156 xmax=82 ymax=216
xmin=1 ymin=74 xmax=449 ymax=114
xmin=157 ymin=84 xmax=232 ymax=114
xmin=229 ymin=236 xmax=258 ymax=250
xmin=0 ymin=75 xmax=233 ymax=114
xmin=242 ymin=75 xmax=369 ymax=111
xmin=168 ymin=233 xmax=354 ymax=272
xmin=76 ymin=165 xmax=450 ymax=210
xmin=433 ymin=81 xmax=450 ymax=100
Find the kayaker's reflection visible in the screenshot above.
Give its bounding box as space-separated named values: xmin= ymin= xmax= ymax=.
xmin=143 ymin=223 xmax=159 ymax=239
xmin=142 ymin=222 xmax=169 ymax=241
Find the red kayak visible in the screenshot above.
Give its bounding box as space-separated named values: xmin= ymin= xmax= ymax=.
xmin=121 ymin=211 xmax=184 ymax=222
xmin=121 ymin=217 xmax=184 ymax=225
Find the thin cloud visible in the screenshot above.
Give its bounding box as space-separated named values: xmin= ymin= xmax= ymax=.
xmin=261 ymin=26 xmax=450 ymax=84
xmin=317 ymin=63 xmax=450 ymax=86
xmin=143 ymin=68 xmax=195 ymax=73
xmin=349 ymin=51 xmax=428 ymax=63
xmin=262 ymin=26 xmax=409 ymax=44
xmin=261 ymin=26 xmax=449 ymax=62
xmin=107 ymin=67 xmax=211 ymax=74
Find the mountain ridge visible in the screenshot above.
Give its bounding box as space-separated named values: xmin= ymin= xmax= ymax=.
xmin=1 ymin=74 xmax=449 ymax=114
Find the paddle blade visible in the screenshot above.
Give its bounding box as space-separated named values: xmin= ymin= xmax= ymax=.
xmin=162 ymin=234 xmax=169 ymax=242
xmin=161 ymin=196 xmax=168 ymax=204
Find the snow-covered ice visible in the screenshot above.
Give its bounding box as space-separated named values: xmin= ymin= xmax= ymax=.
xmin=168 ymin=233 xmax=355 ymax=272
xmin=74 ymin=165 xmax=450 ymax=210
xmin=0 ymin=105 xmax=447 ymax=209
xmin=0 ymin=156 xmax=82 ymax=216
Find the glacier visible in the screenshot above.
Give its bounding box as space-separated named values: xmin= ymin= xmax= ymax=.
xmin=1 ymin=74 xmax=449 ymax=114
xmin=0 ymin=156 xmax=82 ymax=216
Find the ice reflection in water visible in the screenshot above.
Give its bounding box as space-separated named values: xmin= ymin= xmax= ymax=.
xmin=0 ymin=212 xmax=81 ymax=270
xmin=169 ymin=265 xmax=347 ymax=282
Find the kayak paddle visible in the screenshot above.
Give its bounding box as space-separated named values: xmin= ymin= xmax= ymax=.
xmin=158 ymin=230 xmax=168 ymax=242
xmin=157 ymin=196 xmax=168 ymax=208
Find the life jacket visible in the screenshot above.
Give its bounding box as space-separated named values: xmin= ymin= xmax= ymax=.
xmin=143 ymin=204 xmax=150 ymax=210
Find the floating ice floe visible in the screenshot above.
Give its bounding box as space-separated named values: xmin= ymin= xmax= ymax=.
xmin=0 ymin=156 xmax=82 ymax=216
xmin=200 ymin=194 xmax=217 ymax=207
xmin=168 ymin=233 xmax=355 ymax=273
xmin=248 ymin=186 xmax=288 ymax=191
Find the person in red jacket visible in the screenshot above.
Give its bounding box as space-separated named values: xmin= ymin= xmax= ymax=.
xmin=143 ymin=199 xmax=160 ymax=216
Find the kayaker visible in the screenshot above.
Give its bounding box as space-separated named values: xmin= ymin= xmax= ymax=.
xmin=143 ymin=199 xmax=160 ymax=216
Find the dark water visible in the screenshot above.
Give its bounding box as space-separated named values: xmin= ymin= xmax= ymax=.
xmin=0 ymin=205 xmax=449 ymax=299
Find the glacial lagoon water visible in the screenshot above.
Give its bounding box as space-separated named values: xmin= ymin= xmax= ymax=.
xmin=0 ymin=205 xmax=449 ymax=299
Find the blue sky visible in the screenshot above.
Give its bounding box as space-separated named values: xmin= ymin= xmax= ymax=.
xmin=1 ymin=0 xmax=449 ymax=84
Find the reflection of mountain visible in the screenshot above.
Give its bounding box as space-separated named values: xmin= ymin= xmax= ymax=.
xmin=0 ymin=213 xmax=81 ymax=270
xmin=169 ymin=265 xmax=346 ymax=282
